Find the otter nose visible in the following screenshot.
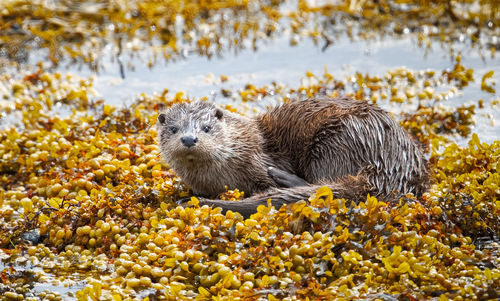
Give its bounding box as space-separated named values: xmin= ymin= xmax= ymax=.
xmin=180 ymin=136 xmax=198 ymax=147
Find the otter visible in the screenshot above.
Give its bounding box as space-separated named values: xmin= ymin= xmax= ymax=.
xmin=157 ymin=97 xmax=431 ymax=218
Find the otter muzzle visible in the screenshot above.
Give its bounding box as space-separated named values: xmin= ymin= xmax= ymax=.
xmin=180 ymin=136 xmax=198 ymax=147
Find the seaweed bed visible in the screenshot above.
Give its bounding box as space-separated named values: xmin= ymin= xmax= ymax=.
xmin=0 ymin=0 xmax=499 ymax=300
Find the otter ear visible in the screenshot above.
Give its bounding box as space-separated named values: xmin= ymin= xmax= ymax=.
xmin=215 ymin=109 xmax=223 ymax=120
xmin=158 ymin=113 xmax=166 ymax=125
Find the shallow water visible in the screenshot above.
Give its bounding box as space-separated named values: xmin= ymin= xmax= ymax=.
xmin=62 ymin=34 xmax=500 ymax=143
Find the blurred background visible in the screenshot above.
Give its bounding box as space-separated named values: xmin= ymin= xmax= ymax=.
xmin=1 ymin=0 xmax=499 ymax=143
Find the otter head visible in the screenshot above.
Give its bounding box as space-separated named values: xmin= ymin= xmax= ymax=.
xmin=157 ymin=101 xmax=226 ymax=171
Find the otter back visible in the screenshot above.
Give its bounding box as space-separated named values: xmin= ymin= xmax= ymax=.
xmin=258 ymin=97 xmax=430 ymax=198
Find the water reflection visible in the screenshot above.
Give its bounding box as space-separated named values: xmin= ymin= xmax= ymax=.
xmin=64 ymin=34 xmax=498 ymax=143
xmin=1 ymin=0 xmax=498 ymax=70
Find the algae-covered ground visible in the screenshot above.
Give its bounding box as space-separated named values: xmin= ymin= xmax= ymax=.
xmin=0 ymin=0 xmax=499 ymax=300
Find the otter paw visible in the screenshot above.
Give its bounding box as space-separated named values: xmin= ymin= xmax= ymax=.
xmin=268 ymin=167 xmax=308 ymax=188
xmin=177 ymin=197 xmax=192 ymax=208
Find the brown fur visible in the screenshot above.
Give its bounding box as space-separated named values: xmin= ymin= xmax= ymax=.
xmin=157 ymin=101 xmax=277 ymax=197
xmin=158 ymin=97 xmax=431 ymax=218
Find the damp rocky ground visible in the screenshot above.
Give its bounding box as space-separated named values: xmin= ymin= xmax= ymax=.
xmin=0 ymin=0 xmax=499 ymax=300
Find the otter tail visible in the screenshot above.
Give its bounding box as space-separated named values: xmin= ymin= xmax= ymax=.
xmin=196 ymin=175 xmax=375 ymax=219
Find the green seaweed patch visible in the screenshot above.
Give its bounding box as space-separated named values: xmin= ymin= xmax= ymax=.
xmin=430 ymin=134 xmax=500 ymax=239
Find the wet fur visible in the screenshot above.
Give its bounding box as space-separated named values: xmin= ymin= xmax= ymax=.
xmin=158 ymin=98 xmax=431 ymax=218
xmin=158 ymin=101 xmax=277 ymax=198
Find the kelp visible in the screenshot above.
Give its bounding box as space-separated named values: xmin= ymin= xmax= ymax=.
xmin=0 ymin=59 xmax=498 ymax=299
xmin=0 ymin=0 xmax=498 ymax=299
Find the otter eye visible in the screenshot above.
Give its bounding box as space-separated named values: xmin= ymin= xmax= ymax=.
xmin=169 ymin=127 xmax=178 ymax=134
xmin=203 ymin=126 xmax=211 ymax=133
